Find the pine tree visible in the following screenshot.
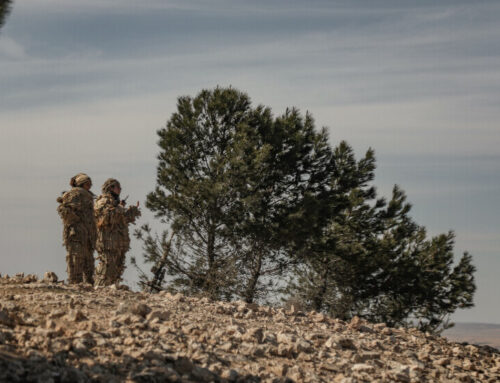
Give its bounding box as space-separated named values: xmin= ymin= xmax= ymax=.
xmin=140 ymin=87 xmax=336 ymax=300
xmin=143 ymin=88 xmax=254 ymax=299
xmin=136 ymin=86 xmax=476 ymax=332
xmin=228 ymin=108 xmax=338 ymax=303
xmin=285 ymin=144 xmax=476 ymax=333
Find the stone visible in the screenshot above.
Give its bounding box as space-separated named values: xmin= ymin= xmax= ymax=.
xmin=325 ymin=336 xmax=356 ymax=350
xmin=324 ymin=335 xmax=337 ymax=349
xmin=388 ymin=364 xmax=410 ymax=382
xmin=226 ymin=324 xmax=246 ymax=337
xmin=219 ymin=341 xmax=234 ymax=352
xmin=313 ymin=313 xmax=327 ymax=323
xmin=277 ymin=343 xmax=294 ymax=358
xmin=171 ymin=293 xmax=185 ymax=302
xmin=0 ymin=308 xmax=14 ymax=327
xmin=242 ymin=327 xmax=264 ymax=344
xmin=269 ymin=363 xmax=289 ymax=377
xmin=433 ymin=357 xmax=451 ymax=367
xmin=351 ymin=363 xmax=375 ymax=373
xmin=1 ymin=273 xmax=499 ymax=383
xmin=191 ymin=365 xmax=216 ymax=381
xmin=295 ymin=339 xmax=313 ymax=354
xmin=221 ymin=369 xmax=239 ymax=381
xmin=22 ymin=274 xmax=38 ymax=283
xmin=43 ymin=271 xmax=58 ymax=283
xmin=116 ymin=302 xmax=151 ymax=318
xmin=381 ymin=327 xmax=393 ymax=335
xmin=84 ymin=320 xmax=98 ymax=332
xmin=48 ymin=309 xmax=66 ymax=319
xmin=142 ymin=349 xmax=164 ymax=361
xmin=146 ymin=310 xmax=170 ymax=322
xmin=65 ymin=309 xmax=87 ymax=322
xmin=320 ymin=362 xmax=340 ymax=372
xmin=277 ymin=332 xmax=296 ymax=345
xmin=349 ymin=316 xmax=362 ymax=330
xmin=45 ymin=319 xmax=58 ymax=329
xmin=357 ymin=351 xmax=381 ymax=362
xmin=463 ymin=358 xmax=475 ymax=371
xmin=287 ymin=365 xmax=304 ymax=381
xmin=123 ymin=337 xmax=135 ymax=346
xmin=72 ymin=337 xmax=95 ymax=354
xmin=174 ymin=357 xmax=194 ymax=375
xmin=0 ymin=330 xmax=11 ymax=344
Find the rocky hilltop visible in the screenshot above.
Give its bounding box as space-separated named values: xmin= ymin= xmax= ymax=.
xmin=0 ymin=273 xmax=498 ymax=383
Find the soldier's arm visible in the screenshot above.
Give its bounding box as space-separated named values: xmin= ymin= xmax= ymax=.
xmin=95 ymin=201 xmax=122 ymax=228
xmin=57 ymin=194 xmax=82 ymax=224
xmin=124 ymin=205 xmax=141 ymax=224
xmin=57 ymin=204 xmax=80 ymax=224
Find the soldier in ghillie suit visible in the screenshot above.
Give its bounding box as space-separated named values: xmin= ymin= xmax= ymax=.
xmin=57 ymin=173 xmax=97 ymax=284
xmin=94 ymin=178 xmax=141 ymax=287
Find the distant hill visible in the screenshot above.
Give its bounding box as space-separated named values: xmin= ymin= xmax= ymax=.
xmin=443 ymin=322 xmax=500 ymax=350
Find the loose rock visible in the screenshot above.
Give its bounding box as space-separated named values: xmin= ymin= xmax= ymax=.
xmin=0 ymin=273 xmax=498 ymax=383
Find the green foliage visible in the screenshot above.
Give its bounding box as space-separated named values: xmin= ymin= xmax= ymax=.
xmin=0 ymin=0 xmax=13 ymax=31
xmin=137 ymin=86 xmax=476 ymax=332
xmin=144 ymin=88 xmax=253 ymax=299
xmin=228 ymin=108 xmax=339 ymax=303
xmin=285 ymin=145 xmax=476 ymax=333
xmin=141 ymin=87 xmax=336 ymax=301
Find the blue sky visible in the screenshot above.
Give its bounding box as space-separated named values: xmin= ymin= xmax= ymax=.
xmin=1 ymin=0 xmax=499 ymax=323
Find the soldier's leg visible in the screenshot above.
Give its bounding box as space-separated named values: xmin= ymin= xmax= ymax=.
xmin=82 ymin=246 xmax=94 ymax=285
xmin=109 ymin=250 xmax=126 ymax=285
xmin=95 ymin=250 xmax=126 ymax=286
xmin=104 ymin=250 xmax=122 ymax=285
xmin=66 ymin=242 xmax=83 ymax=284
xmin=117 ymin=250 xmax=126 ymax=282
xmin=94 ymin=251 xmax=109 ymax=287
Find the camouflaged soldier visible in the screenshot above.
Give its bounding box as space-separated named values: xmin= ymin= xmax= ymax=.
xmin=94 ymin=178 xmax=141 ymax=287
xmin=56 ymin=173 xmax=97 ymax=284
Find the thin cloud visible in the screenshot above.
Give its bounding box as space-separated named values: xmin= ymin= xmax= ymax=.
xmin=0 ymin=36 xmax=26 ymax=59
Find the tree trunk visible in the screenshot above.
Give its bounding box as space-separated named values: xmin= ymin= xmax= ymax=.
xmin=205 ymin=224 xmax=217 ymax=297
xmin=148 ymin=231 xmax=175 ymax=293
xmin=243 ymin=249 xmax=264 ymax=303
xmin=312 ymin=258 xmax=329 ymax=312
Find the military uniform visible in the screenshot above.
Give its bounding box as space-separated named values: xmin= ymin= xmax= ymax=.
xmin=57 ymin=174 xmax=97 ymax=284
xmin=94 ymin=179 xmax=140 ymax=287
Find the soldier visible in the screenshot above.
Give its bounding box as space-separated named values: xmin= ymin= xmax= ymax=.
xmin=56 ymin=173 xmax=97 ymax=284
xmin=94 ymin=178 xmax=141 ymax=287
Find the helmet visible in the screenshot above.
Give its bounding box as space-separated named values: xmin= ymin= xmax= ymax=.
xmin=101 ymin=178 xmax=121 ymax=194
xmin=70 ymin=173 xmax=91 ymax=187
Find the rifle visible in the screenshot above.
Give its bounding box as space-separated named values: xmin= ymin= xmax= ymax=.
xmin=120 ymin=195 xmax=129 ymax=206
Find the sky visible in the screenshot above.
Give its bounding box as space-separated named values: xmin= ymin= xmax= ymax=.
xmin=0 ymin=0 xmax=499 ymax=324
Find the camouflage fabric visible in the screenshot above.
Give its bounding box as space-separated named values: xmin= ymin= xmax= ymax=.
xmin=94 ymin=193 xmax=141 ymax=286
xmin=57 ymin=187 xmax=97 ymax=284
xmin=101 ymin=178 xmax=120 ymax=194
xmin=71 ymin=173 xmax=91 ymax=188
